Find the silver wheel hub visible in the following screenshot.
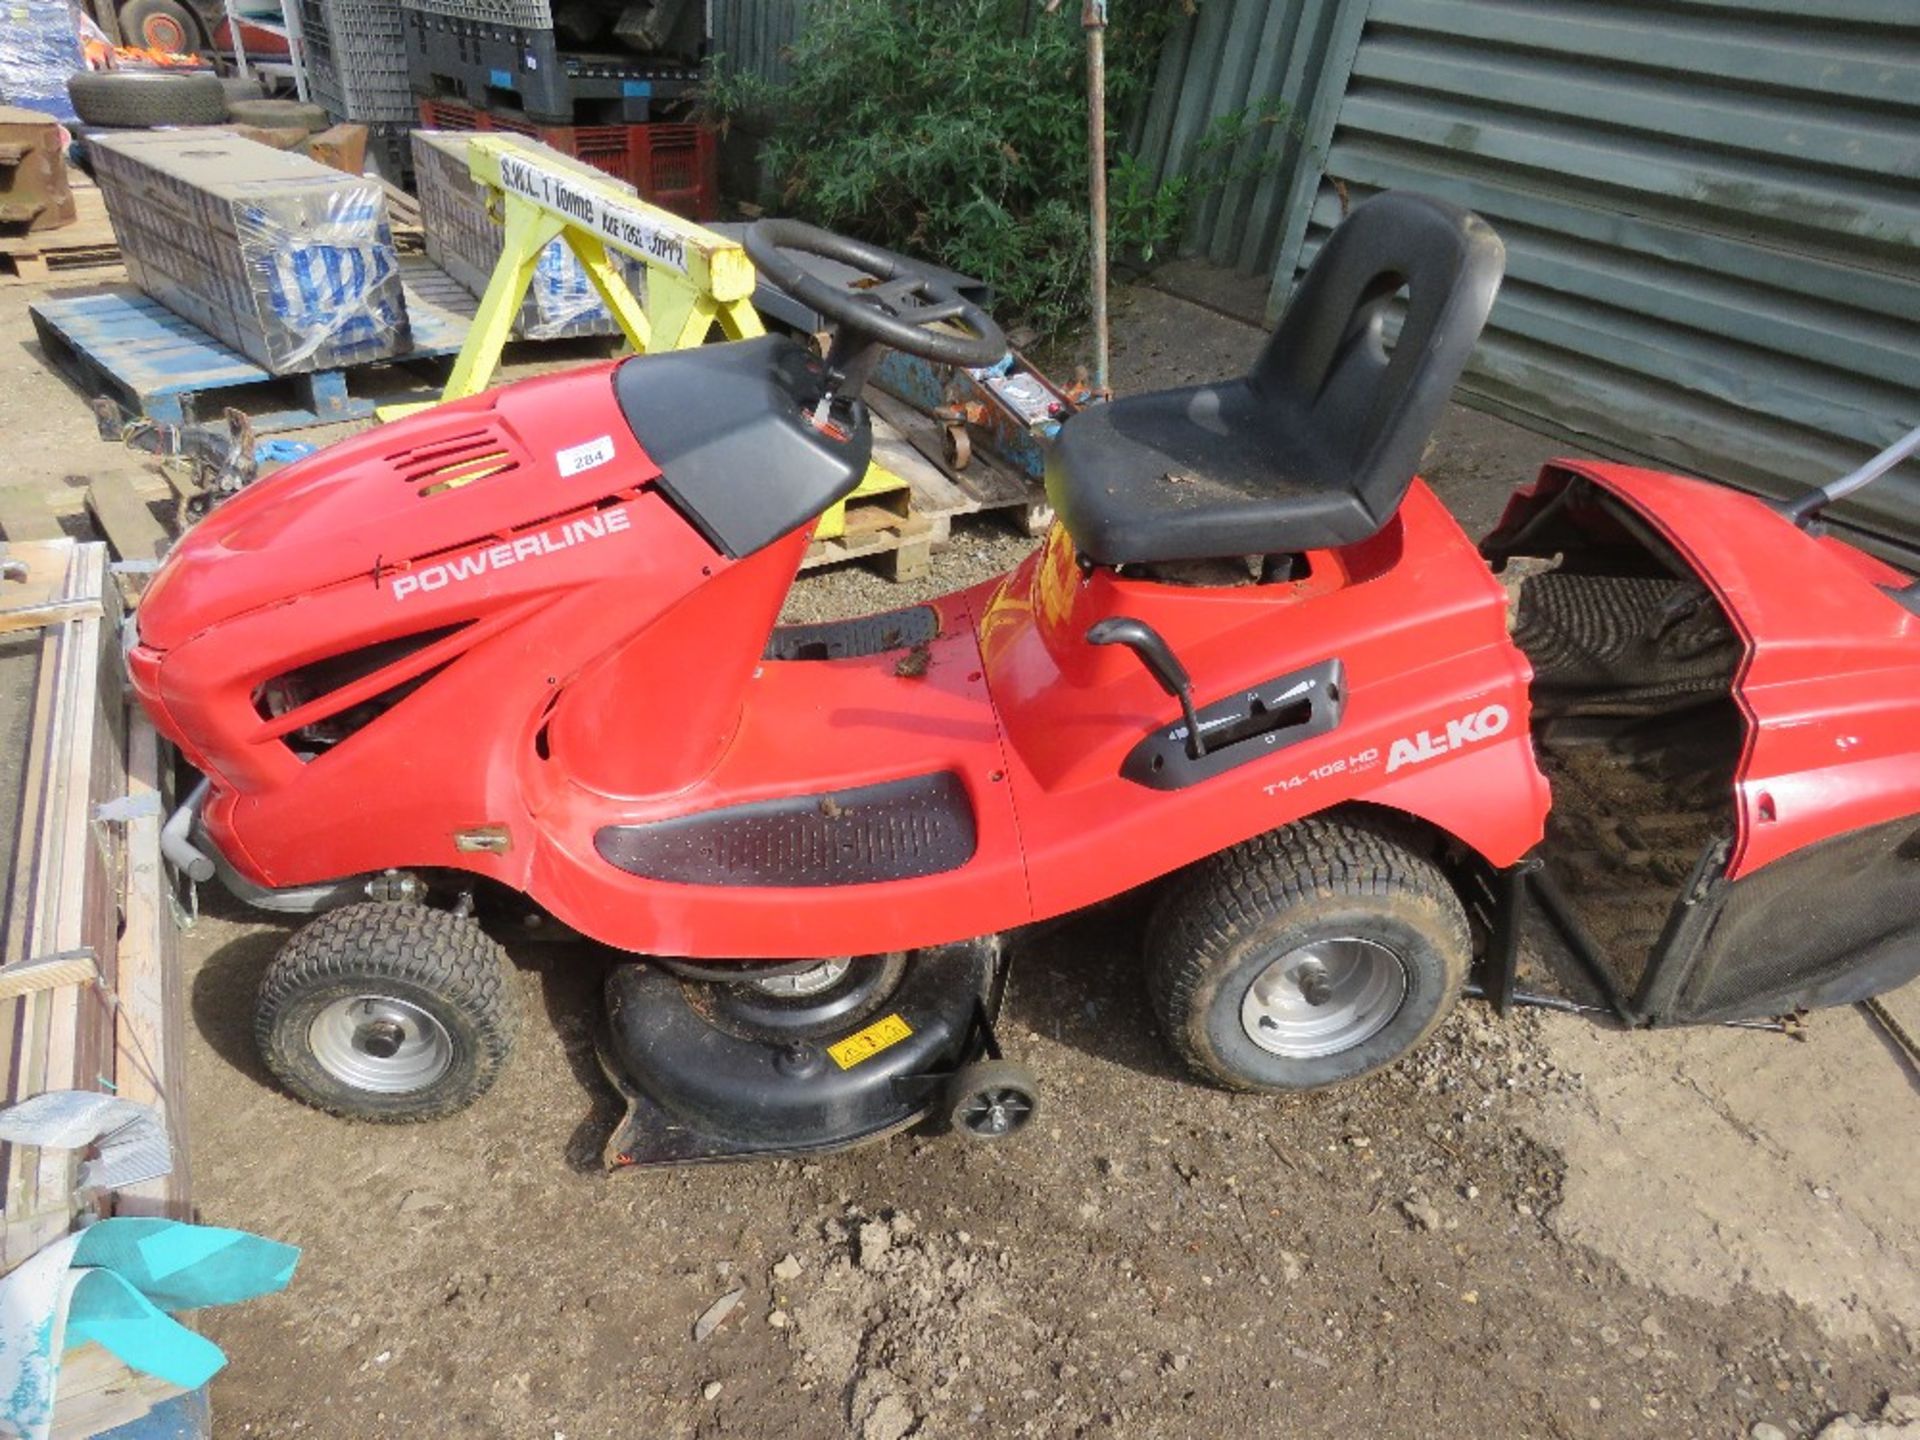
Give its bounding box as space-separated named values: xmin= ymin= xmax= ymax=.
xmin=309 ymin=995 xmax=453 ymax=1094
xmin=1240 ymin=937 xmax=1407 ymax=1059
xmin=747 ymin=958 xmax=851 ymax=997
xmin=962 ymin=1087 xmax=1032 ymax=1136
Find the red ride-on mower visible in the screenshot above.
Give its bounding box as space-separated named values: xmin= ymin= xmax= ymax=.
xmin=128 ymin=193 xmax=1920 ymax=1166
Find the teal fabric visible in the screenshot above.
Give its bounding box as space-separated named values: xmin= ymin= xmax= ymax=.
xmin=72 ymin=1221 xmax=300 ymax=1312
xmin=64 ymin=1275 xmax=226 ymax=1390
xmin=64 ymin=1221 xmax=300 ymax=1388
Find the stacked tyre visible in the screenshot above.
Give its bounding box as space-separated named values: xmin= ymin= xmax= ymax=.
xmin=66 ymin=69 xmax=227 ymax=129
xmin=67 ymin=71 xmax=334 ymax=135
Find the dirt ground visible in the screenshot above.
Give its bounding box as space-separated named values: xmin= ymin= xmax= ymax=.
xmin=2 ymin=275 xmax=1917 ymax=1440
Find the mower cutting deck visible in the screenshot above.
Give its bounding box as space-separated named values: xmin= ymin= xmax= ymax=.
xmin=124 ymin=194 xmax=1920 ymax=1170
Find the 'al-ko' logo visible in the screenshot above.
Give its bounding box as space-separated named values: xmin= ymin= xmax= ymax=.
xmin=1385 ymin=704 xmax=1510 ymax=774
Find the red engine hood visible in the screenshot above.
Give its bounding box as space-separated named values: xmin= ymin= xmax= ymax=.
xmin=1519 ymin=460 xmax=1920 ymax=879
xmin=137 ymin=363 xmax=656 ymax=652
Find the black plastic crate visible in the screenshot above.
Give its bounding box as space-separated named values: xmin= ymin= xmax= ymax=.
xmin=401 ymin=10 xmax=702 ymax=124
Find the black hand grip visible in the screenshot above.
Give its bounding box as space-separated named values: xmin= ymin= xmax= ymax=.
xmin=1087 ymin=616 xmax=1204 ymax=759
xmin=1086 ymin=617 xmax=1189 ymax=698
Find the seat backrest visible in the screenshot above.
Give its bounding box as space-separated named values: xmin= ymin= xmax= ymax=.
xmin=1252 ymin=191 xmax=1505 ymax=526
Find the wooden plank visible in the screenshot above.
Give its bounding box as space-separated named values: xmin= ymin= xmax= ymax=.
xmin=0 ymin=951 xmax=98 ymax=1002
xmin=109 ymin=711 xmax=191 ymax=1220
xmin=74 ymin=597 xmax=126 ymax=1134
xmin=85 ymin=474 xmax=169 ymax=568
xmin=1 ymin=252 xmax=50 ymax=283
xmin=869 ymin=413 xmax=973 ymax=519
xmin=380 ymin=178 xmax=423 ymax=230
xmin=0 ymin=1209 xmax=75 ymax=1273
xmin=874 ymin=517 xmax=935 ymax=581
xmin=0 ymin=185 xmax=116 ymax=260
xmin=0 ymin=599 xmax=99 ymax=638
xmin=0 ymin=471 xmax=166 ymax=526
xmin=0 ymin=488 xmax=64 ymax=542
xmin=0 ymin=543 xmax=114 ymax=1256
xmin=0 ymin=189 xmax=121 ymax=286
xmin=3 ymin=589 xmax=66 ymax=1232
xmin=49 ymin=1343 xmax=187 ymax=1440
xmin=802 ymin=511 xmax=937 ymax=577
xmin=34 ymin=546 xmax=109 ymax=1201
xmin=0 ymin=540 xmax=101 ymax=635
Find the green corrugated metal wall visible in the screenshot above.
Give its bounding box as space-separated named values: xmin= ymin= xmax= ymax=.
xmin=1271 ymin=0 xmax=1920 ymax=554
xmin=1129 ymin=0 xmax=1371 ymax=275
xmin=720 ymin=0 xmax=1918 ymax=549
xmin=711 ymin=0 xmax=814 ymax=86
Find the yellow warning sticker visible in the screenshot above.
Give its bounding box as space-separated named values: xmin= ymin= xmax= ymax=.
xmin=828 ymin=1013 xmax=914 ymax=1070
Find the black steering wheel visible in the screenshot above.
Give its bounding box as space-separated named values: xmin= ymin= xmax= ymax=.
xmin=743 ymin=219 xmax=1008 ymax=369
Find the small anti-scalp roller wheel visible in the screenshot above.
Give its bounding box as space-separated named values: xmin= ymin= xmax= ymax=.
xmin=256 ymin=902 xmax=519 ymax=1122
xmin=1147 ymin=816 xmax=1470 ymax=1092
xmin=946 ymin=1058 xmax=1037 ymax=1141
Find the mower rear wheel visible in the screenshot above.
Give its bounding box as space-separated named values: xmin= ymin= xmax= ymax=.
xmin=946 ymin=1059 xmax=1038 ymax=1141
xmin=255 ymin=902 xmax=519 ymax=1122
xmin=1147 ymin=816 xmax=1469 ymax=1092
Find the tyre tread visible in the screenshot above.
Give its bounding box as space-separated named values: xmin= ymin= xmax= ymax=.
xmin=223 ymin=98 xmax=330 ymax=134
xmin=255 ymin=903 xmax=518 ymax=1123
xmin=67 ymin=70 xmax=226 ymax=128
xmin=1147 ymin=814 xmax=1470 ymax=1091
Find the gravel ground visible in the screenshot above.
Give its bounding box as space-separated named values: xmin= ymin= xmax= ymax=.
xmin=1 ymin=275 xmax=1914 ymax=1440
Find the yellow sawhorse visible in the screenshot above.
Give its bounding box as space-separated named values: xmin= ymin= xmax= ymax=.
xmin=383 ymin=134 xmax=902 ymax=538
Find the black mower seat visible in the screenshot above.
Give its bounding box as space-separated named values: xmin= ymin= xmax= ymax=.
xmin=1047 ymin=191 xmax=1505 ymax=566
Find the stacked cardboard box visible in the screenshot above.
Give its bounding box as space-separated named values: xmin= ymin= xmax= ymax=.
xmin=89 ymin=131 xmax=409 ymax=375
xmin=411 ymin=130 xmax=646 ymax=342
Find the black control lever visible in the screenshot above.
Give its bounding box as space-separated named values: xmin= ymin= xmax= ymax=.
xmin=1087 ymin=617 xmax=1205 ymax=761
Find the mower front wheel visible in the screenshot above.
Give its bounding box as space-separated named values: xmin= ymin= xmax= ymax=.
xmin=946 ymin=1059 xmax=1038 ymax=1142
xmin=255 ymin=902 xmax=519 ymax=1122
xmin=1147 ymin=817 xmax=1469 ymax=1092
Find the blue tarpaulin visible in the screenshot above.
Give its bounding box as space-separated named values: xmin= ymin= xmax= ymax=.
xmin=0 ymin=1 xmax=86 ymax=124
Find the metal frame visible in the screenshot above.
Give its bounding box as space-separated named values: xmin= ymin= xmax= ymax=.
xmin=225 ymin=0 xmax=311 ymax=102
xmin=1470 ymin=838 xmax=1750 ymax=1030
xmin=435 ymin=134 xmax=762 ymax=404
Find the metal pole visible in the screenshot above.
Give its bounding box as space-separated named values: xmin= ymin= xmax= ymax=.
xmin=1084 ymin=0 xmax=1110 ymax=395
xmin=1820 ymin=421 xmax=1920 ymax=505
xmin=1782 ymin=420 xmax=1920 ymax=524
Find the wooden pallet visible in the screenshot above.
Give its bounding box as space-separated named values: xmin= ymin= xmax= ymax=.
xmin=0 ymin=539 xmax=190 ymax=1216
xmin=0 ymin=538 xmax=195 ymax=1433
xmin=29 ymin=276 xmax=470 ymax=434
xmin=0 ymin=186 xmax=119 ymax=286
xmin=799 ymin=414 xmax=978 ymax=581
xmin=866 ymin=390 xmax=1054 ymax=537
